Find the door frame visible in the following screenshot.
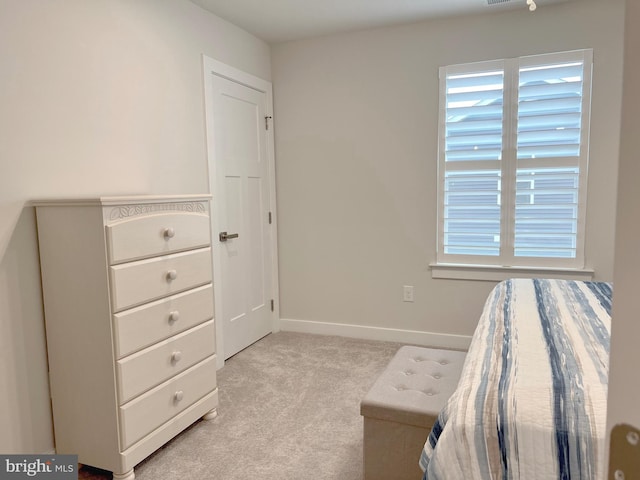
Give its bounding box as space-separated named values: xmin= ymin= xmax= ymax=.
xmin=202 ymin=55 xmax=280 ymax=369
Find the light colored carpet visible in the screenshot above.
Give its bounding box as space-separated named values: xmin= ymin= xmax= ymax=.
xmin=79 ymin=332 xmax=403 ymax=480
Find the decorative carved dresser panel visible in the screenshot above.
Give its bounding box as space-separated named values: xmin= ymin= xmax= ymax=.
xmin=34 ymin=195 xmax=218 ymax=480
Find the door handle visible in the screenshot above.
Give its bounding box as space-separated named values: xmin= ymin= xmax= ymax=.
xmin=219 ymin=231 xmax=239 ymax=242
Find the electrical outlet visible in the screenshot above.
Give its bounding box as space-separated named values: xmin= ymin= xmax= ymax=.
xmin=403 ymin=285 xmax=414 ymax=302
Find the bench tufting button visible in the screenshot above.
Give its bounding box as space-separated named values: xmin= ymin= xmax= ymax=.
xmin=440 ymin=360 xmax=448 ymax=365
xmin=433 ymin=374 xmax=441 ymax=379
xmin=403 ymin=370 xmax=416 ymax=376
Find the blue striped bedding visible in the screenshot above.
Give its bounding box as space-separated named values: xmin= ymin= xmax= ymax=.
xmin=419 ymin=278 xmax=612 ymax=480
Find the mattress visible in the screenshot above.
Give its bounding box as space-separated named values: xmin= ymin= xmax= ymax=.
xmin=419 ymin=278 xmax=612 ymax=480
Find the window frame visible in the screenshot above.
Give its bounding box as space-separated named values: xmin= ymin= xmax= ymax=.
xmin=435 ymin=49 xmax=593 ymax=271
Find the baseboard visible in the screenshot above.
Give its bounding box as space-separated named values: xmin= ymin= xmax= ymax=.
xmin=278 ymin=318 xmax=471 ymax=351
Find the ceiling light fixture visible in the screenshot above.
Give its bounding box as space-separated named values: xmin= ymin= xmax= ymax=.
xmin=526 ymin=0 xmax=537 ymax=11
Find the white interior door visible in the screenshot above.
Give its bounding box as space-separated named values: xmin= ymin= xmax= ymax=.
xmin=606 ymin=1 xmax=640 ymax=477
xmin=204 ymin=59 xmax=277 ymax=363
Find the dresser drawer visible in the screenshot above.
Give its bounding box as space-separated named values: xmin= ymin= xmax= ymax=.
xmin=113 ymin=284 xmax=214 ymax=359
xmin=106 ymin=213 xmax=211 ymax=265
xmin=117 ymin=320 xmax=215 ymax=404
xmin=119 ymin=355 xmax=217 ymax=449
xmin=109 ymin=248 xmax=212 ymax=312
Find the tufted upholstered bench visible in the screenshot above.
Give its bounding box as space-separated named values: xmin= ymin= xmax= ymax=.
xmin=360 ymin=346 xmax=466 ymax=480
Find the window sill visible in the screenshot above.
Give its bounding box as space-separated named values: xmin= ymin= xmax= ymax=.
xmin=430 ymin=263 xmax=595 ymax=282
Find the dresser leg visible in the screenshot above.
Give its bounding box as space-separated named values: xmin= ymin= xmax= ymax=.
xmin=202 ymin=407 xmax=218 ymax=420
xmin=113 ymin=469 xmax=135 ymax=480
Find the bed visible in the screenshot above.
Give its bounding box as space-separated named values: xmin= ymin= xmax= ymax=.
xmin=419 ymin=278 xmax=612 ymax=480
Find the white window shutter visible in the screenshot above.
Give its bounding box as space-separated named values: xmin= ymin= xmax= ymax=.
xmin=445 ymin=70 xmax=504 ymax=162
xmin=517 ymin=61 xmax=585 ymax=159
xmin=444 ymin=169 xmax=502 ymax=256
xmin=514 ymin=52 xmax=591 ymax=263
xmin=437 ymin=50 xmax=592 ymax=268
xmin=439 ymin=63 xmax=505 ymax=260
xmin=514 ymin=167 xmax=579 ymax=258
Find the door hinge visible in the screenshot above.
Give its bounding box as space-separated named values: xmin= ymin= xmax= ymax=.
xmin=270 ymin=299 xmax=274 ymax=312
xmin=265 ymin=115 xmax=272 ymax=130
xmin=268 ymin=211 xmax=272 ymax=224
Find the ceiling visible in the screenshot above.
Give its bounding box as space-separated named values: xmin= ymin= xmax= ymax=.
xmin=190 ymin=0 xmax=573 ymax=44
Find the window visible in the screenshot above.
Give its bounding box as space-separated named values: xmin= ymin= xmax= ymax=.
xmin=436 ymin=50 xmax=593 ymax=270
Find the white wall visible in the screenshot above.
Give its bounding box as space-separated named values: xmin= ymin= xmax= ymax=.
xmin=0 ymin=0 xmax=270 ymax=454
xmin=606 ymin=0 xmax=640 ymax=470
xmin=272 ymin=0 xmax=625 ymax=342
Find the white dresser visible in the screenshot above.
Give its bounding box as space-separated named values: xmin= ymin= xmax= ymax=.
xmin=35 ymin=195 xmax=218 ymax=480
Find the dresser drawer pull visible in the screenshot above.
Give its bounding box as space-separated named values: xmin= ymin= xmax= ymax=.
xmin=171 ymin=351 xmax=183 ymax=364
xmin=163 ymin=227 xmax=176 ymax=239
xmin=168 ymin=310 xmax=180 ymax=323
xmin=174 ymin=390 xmax=184 ymax=403
xmin=166 ymin=269 xmax=178 ymax=281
